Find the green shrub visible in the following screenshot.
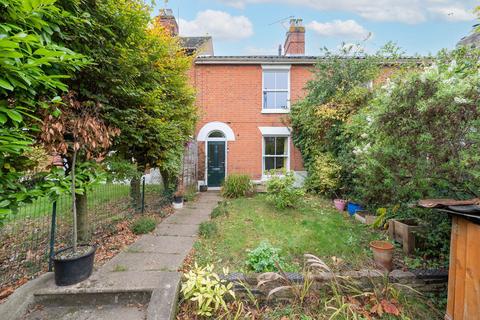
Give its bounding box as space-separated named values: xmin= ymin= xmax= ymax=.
xmin=266 ymin=171 xmax=304 ymax=209
xmin=221 ymin=174 xmax=253 ymax=198
xmin=305 ymin=152 xmax=342 ymax=196
xmin=246 ymin=241 xmax=283 ymax=273
xmin=131 ymin=217 xmax=156 ymax=234
xmin=210 ymin=201 xmax=229 ymax=219
xmin=181 ymin=263 xmax=234 ymax=316
xmin=199 ymin=221 xmax=217 ymax=238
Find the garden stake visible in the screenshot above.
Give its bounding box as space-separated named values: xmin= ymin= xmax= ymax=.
xmin=141 ymin=176 xmax=146 ymax=214
xmin=48 ymin=201 xmax=57 ymax=272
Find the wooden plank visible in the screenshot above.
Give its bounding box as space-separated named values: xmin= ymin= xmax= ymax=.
xmin=453 ymin=218 xmax=468 ymax=319
xmin=464 ymin=221 xmax=480 ymax=319
xmin=446 ymin=216 xmax=458 ymax=319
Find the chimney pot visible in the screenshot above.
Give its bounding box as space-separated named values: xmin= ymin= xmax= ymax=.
xmin=156 ymin=8 xmax=179 ymax=36
xmin=284 ymin=18 xmax=305 ymax=56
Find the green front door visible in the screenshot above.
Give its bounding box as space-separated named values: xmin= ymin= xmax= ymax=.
xmin=207 ymin=141 xmax=226 ymax=187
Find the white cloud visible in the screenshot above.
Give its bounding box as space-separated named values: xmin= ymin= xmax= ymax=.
xmin=428 ymin=6 xmax=476 ymax=22
xmin=217 ymin=0 xmax=477 ymax=24
xmin=179 ymin=10 xmax=253 ymax=40
xmin=307 ymin=20 xmax=371 ymax=40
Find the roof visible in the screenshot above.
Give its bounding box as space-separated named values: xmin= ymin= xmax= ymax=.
xmin=194 ymin=55 xmax=422 ymax=65
xmin=195 ymin=55 xmax=319 ymax=65
xmin=457 ymin=32 xmax=480 ymax=48
xmin=179 ymin=37 xmax=212 ymax=50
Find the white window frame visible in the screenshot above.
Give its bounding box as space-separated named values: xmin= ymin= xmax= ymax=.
xmin=261 ymin=65 xmax=291 ymax=114
xmin=261 ymin=135 xmax=290 ymax=179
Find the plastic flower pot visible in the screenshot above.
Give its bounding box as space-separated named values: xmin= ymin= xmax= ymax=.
xmin=53 ymin=245 xmax=96 ymax=286
xmin=333 ymin=199 xmax=347 ymax=211
xmin=347 ymin=202 xmax=364 ymax=216
xmin=172 ymin=195 xmax=184 ymax=209
xmin=369 ymin=240 xmax=394 ymax=271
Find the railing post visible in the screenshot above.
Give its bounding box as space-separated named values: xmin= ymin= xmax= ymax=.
xmin=141 ymin=176 xmax=146 ymax=214
xmin=48 ymin=201 xmax=57 ymax=272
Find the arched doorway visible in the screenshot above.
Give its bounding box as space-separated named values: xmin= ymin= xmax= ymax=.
xmin=206 ymin=130 xmax=226 ymax=188
xmin=197 ymin=122 xmax=235 ymax=189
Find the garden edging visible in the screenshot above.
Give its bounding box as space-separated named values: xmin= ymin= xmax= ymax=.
xmin=223 ymin=268 xmax=448 ymax=301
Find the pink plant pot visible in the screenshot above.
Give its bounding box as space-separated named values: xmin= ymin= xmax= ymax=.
xmin=333 ymin=199 xmax=346 ymax=212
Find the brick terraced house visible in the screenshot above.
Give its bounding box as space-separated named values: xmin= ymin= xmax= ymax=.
xmin=157 ymin=10 xmax=315 ymax=189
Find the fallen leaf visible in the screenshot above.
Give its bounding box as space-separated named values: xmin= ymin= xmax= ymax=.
xmin=381 ymin=299 xmax=400 ymax=316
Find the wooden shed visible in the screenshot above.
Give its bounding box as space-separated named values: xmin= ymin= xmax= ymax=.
xmin=418 ymin=199 xmax=480 ymax=320
xmin=445 ymin=214 xmax=480 ymax=320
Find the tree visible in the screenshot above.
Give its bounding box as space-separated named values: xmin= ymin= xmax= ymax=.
xmin=56 ymin=0 xmax=197 ymax=209
xmin=0 ymin=0 xmax=87 ymax=223
xmin=289 ymin=45 xmax=380 ymax=197
xmin=40 ymin=91 xmax=119 ymax=248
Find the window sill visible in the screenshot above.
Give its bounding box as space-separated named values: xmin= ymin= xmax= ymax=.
xmin=261 ymin=109 xmax=290 ymax=114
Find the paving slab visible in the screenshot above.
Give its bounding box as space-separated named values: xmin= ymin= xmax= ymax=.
xmin=162 ymin=212 xmax=211 ymax=225
xmin=36 ymin=271 xmax=180 ymax=294
xmin=101 ymin=252 xmax=184 ymax=272
xmin=127 ymin=235 xmax=196 ymax=254
xmin=154 ymin=223 xmax=198 ymax=237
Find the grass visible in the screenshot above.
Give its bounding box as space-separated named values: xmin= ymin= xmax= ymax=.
xmin=194 ymin=194 xmax=382 ymax=272
xmin=7 ymin=183 xmax=131 ymax=223
xmin=131 ymin=217 xmax=157 ymax=235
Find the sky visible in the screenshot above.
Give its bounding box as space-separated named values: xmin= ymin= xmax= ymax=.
xmin=154 ymin=0 xmax=478 ymax=56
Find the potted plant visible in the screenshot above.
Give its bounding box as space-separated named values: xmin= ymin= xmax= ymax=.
xmin=199 ymin=183 xmax=208 ymax=192
xmin=369 ymin=240 xmax=394 ymax=271
xmin=41 ymin=92 xmax=119 ymax=286
xmin=333 ymin=198 xmax=347 ymax=211
xmin=347 ymin=202 xmax=364 ymax=216
xmin=173 ymin=183 xmax=185 ymax=209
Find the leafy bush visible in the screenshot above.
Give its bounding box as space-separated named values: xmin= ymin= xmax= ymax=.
xmin=266 ymin=171 xmax=304 ymax=209
xmin=210 ymin=202 xmax=229 ymax=219
xmin=351 ymin=48 xmax=480 ymax=206
xmin=290 ymin=46 xmax=386 ymax=198
xmin=346 ymin=48 xmax=480 ymax=261
xmin=221 ymin=174 xmax=253 ymax=198
xmin=305 ymin=152 xmax=342 ymax=196
xmin=181 ymin=263 xmax=235 ymax=316
xmin=246 ymin=241 xmax=284 ymax=272
xmin=199 ymin=221 xmax=217 ymax=238
xmin=131 ymin=217 xmax=156 ymax=235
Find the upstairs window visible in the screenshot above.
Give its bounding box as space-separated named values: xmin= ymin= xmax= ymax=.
xmin=262 ymin=67 xmax=290 ymax=112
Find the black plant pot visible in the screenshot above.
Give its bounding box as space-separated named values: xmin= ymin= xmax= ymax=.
xmin=53 ymin=245 xmax=96 ymax=286
xmin=173 ymin=195 xmax=183 ymax=203
xmin=199 ymin=185 xmax=208 ymax=192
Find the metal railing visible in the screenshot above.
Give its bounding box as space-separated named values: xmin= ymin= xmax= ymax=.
xmin=0 ymin=178 xmax=170 ymax=292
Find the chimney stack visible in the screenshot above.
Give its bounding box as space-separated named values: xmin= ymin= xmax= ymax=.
xmin=283 ymin=18 xmax=305 ymax=56
xmin=156 ymin=8 xmax=179 ymax=36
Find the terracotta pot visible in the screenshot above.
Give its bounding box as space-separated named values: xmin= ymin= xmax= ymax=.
xmin=333 ymin=199 xmax=347 ymax=211
xmin=369 ymin=240 xmax=394 ymax=271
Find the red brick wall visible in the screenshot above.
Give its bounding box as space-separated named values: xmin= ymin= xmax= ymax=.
xmin=284 ymin=32 xmax=305 ymax=56
xmin=191 ymin=63 xmax=314 ymax=181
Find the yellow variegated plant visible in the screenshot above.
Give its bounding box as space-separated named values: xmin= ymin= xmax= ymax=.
xmin=181 ymin=263 xmax=235 ymax=316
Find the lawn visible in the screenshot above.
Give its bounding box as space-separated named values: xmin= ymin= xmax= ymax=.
xmin=194 ymin=194 xmax=383 ymax=272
